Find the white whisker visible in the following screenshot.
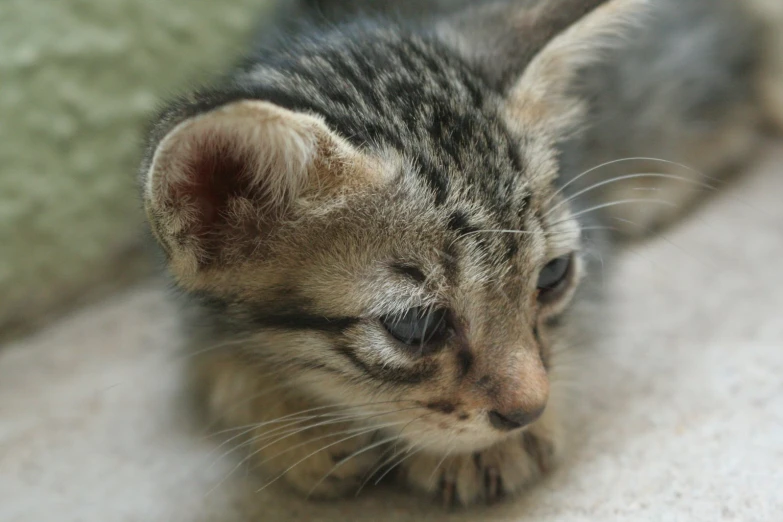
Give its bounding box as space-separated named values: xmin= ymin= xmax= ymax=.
xmin=551 ymin=197 xmax=677 ymax=226
xmin=427 ymin=441 xmax=454 ymax=483
xmin=373 ymin=439 xmax=433 ymax=486
xmin=255 ymin=423 xmax=407 ymax=493
xmin=546 ymin=156 xmax=708 ymax=207
xmin=545 ymin=172 xmax=716 ymax=218
xmin=247 ymin=406 xmax=424 ymax=467
xmin=306 ymin=432 xmax=405 ymax=498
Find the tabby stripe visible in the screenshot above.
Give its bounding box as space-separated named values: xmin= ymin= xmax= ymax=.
xmin=251 ymin=313 xmax=359 ymax=333
xmin=335 ymin=344 xmax=436 ymax=385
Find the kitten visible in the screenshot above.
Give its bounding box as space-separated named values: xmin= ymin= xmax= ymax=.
xmin=139 ymin=0 xmax=764 ymax=507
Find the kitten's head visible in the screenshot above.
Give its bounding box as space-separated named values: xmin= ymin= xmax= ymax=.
xmin=141 ymin=0 xmax=642 ymax=453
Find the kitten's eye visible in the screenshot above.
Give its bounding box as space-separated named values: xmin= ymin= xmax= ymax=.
xmin=536 ymin=254 xmax=573 ymax=304
xmin=381 ymin=307 xmax=450 ymax=349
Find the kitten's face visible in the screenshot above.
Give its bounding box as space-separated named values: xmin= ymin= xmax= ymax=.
xmin=147 ymin=104 xmax=583 ymax=452
xmin=141 ymin=0 xmax=639 ymax=454
xmin=215 ymin=149 xmax=582 ymax=453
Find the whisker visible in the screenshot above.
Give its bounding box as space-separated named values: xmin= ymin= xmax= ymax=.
xmin=237 ymin=406 xmax=424 ymax=468
xmin=210 ymin=419 xmax=406 ymax=497
xmin=356 ymin=445 xmax=409 ymax=495
xmin=550 ymin=197 xmax=677 ymax=227
xmin=419 ymin=307 xmax=432 ymax=356
xmin=170 ymin=335 xmax=257 ymax=363
xmin=207 ymin=399 xmax=415 ymax=437
xmin=356 ymin=436 xmax=431 ymax=496
xmin=550 ymin=157 xmax=776 ymax=228
xmin=391 ymin=411 xmax=435 ymax=454
xmin=204 ymin=400 xmax=420 ymax=475
xmin=255 ymin=423 xmax=407 ymax=493
xmin=199 ymin=382 xmax=295 ymax=434
xmin=611 ymin=217 xmax=722 ymax=272
xmin=371 ymin=418 xmax=449 ymax=489
xmin=238 ymin=409 xmax=408 ymax=448
xmin=461 ymin=229 xmax=534 ymax=240
xmin=354 ymin=411 xmax=433 ymax=495
xmin=545 ymin=172 xmax=717 ymax=218
xmin=306 ymin=432 xmax=405 ymax=498
xmin=208 ymin=411 xmax=370 ymax=466
xmin=245 ymin=404 xmax=426 ymax=469
xmin=206 ymin=416 xmax=380 ymax=491
xmin=427 ymin=442 xmax=454 ymax=483
xmin=546 ymin=156 xmax=709 ymax=207
xmin=372 ymin=439 xmax=433 ymax=486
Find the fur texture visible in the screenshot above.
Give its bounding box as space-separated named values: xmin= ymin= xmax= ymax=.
xmin=139 ymin=0 xmax=766 ymax=507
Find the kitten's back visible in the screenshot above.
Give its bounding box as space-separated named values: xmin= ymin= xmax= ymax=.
xmin=565 ymin=0 xmax=763 ymax=235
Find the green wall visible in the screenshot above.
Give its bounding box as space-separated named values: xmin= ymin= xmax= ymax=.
xmin=0 ymin=0 xmax=274 ymax=336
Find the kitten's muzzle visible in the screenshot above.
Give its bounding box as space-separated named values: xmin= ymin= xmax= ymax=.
xmin=488 ymin=407 xmax=545 ymax=431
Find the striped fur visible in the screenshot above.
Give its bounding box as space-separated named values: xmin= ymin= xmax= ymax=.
xmin=139 ymin=0 xmax=764 ymax=506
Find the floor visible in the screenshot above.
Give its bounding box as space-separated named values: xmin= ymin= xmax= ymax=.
xmin=1 ymin=146 xmax=781 ymax=522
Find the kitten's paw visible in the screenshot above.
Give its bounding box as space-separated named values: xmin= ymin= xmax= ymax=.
xmin=401 ymin=431 xmax=554 ymax=507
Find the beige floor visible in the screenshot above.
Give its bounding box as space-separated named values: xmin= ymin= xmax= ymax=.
xmin=1 ymin=146 xmax=782 ymax=522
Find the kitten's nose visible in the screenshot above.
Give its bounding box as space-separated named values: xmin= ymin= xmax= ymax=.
xmin=488 ymin=407 xmax=545 ymax=431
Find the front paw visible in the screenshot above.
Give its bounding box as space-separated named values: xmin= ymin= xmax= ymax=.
xmin=400 ymin=431 xmax=554 ymax=507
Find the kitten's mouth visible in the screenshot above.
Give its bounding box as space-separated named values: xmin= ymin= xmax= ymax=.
xmin=377 ymin=402 xmax=546 ymax=454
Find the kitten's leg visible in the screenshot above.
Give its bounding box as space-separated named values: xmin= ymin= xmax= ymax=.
xmin=189 ymin=353 xmax=383 ymax=498
xmin=399 ymin=404 xmax=562 ymax=507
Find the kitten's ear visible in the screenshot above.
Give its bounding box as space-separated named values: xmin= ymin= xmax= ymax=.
xmin=505 ymin=0 xmax=647 ymax=139
xmin=142 ymin=100 xmax=373 ymax=281
xmin=441 ymin=0 xmax=647 ymax=139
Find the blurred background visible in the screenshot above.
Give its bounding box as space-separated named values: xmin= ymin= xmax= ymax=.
xmin=0 ymin=0 xmax=277 ymax=339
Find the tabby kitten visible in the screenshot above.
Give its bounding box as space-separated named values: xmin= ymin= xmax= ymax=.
xmin=139 ymin=0 xmax=763 ymax=507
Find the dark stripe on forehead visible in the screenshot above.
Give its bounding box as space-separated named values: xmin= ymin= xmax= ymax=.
xmin=419 ymin=159 xmax=449 ymax=206
xmin=390 ymin=263 xmax=427 ymax=284
xmin=520 ymin=194 xmax=533 ymax=215
xmin=335 ymin=344 xmax=437 ymax=385
xmin=447 ymin=210 xmax=478 ymax=236
xmin=446 ymin=213 xmax=491 ymax=257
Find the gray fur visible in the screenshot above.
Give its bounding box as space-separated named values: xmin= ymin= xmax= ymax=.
xmin=564 ymin=0 xmax=762 ymax=232
xmin=138 ymin=0 xmax=764 ymax=506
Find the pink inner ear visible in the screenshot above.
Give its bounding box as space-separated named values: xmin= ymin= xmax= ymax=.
xmin=180 ymin=137 xmax=250 ymax=226
xmin=163 ymin=132 xmax=271 ymax=261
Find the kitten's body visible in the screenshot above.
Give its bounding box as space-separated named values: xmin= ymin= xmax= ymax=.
xmin=140 ymin=0 xmax=768 ymax=507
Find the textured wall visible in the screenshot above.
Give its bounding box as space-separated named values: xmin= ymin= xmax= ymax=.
xmin=0 ymin=0 xmax=273 ymax=336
